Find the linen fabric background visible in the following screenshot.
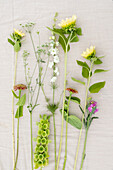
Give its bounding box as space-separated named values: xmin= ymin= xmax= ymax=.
xmin=0 ymin=0 xmax=113 ymax=170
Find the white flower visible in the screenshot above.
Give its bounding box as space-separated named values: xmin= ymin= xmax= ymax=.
xmin=54 ymin=55 xmax=59 ymax=63
xmin=49 ymin=36 xmax=55 ymax=40
xmin=49 ymin=47 xmax=58 ymax=56
xmin=56 ymin=42 xmax=59 ymax=46
xmin=48 ymin=61 xmax=54 ymax=68
xmin=54 ymin=67 xmax=59 ymax=76
xmin=50 ymin=76 xmax=57 ymax=83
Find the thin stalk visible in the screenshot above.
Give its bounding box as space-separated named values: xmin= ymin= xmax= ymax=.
xmin=30 ymin=112 xmax=33 ymax=170
xmin=63 ymin=92 xmax=72 ymax=170
xmin=53 ymin=112 xmax=57 ymax=170
xmin=14 ymin=90 xmax=21 ymax=170
xmin=56 ymin=48 xmax=68 ymax=170
xmin=12 ymin=52 xmax=18 ymax=169
xmin=80 ymin=118 xmax=89 ymax=170
xmin=73 ymin=61 xmax=94 ymax=170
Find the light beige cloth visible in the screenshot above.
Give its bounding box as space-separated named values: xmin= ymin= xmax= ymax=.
xmin=0 ymin=0 xmax=113 ymax=170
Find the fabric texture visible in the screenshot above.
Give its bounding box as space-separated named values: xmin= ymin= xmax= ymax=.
xmin=0 ymin=0 xmax=113 ymax=170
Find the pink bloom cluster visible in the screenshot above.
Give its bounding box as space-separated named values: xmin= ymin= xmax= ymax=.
xmin=88 ymin=101 xmax=98 ymax=114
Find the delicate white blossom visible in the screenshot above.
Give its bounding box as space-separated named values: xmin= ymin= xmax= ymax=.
xmin=54 ymin=67 xmax=59 ymax=76
xmin=56 ymin=42 xmax=59 ymax=46
xmin=54 ymin=55 xmax=59 ymax=63
xmin=48 ymin=61 xmax=54 ymax=68
xmin=49 ymin=47 xmax=58 ymax=56
xmin=50 ymin=76 xmax=57 ymax=83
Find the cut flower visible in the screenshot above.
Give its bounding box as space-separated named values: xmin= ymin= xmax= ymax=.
xmin=58 ymin=15 xmax=77 ymax=29
xmin=14 ymin=28 xmax=25 ymax=37
xmin=66 ymin=88 xmax=78 ymax=94
xmin=14 ymin=84 xmax=27 ymax=91
xmin=81 ymin=46 xmax=96 ymax=59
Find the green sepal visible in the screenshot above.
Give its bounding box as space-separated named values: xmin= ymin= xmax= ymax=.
xmin=89 ymin=81 xmax=106 ymax=93
xmin=16 ymin=94 xmax=26 ymax=106
xmin=15 ymin=106 xmax=23 ymax=118
xmin=12 ymin=90 xmax=19 ymax=98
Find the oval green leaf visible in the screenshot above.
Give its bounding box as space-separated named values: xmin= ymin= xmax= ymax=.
xmin=68 ymin=115 xmax=82 ymax=129
xmin=94 ymin=69 xmax=109 ymax=74
xmin=89 ymin=81 xmax=106 ymax=93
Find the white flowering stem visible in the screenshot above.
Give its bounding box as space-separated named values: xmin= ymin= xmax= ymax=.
xmin=73 ymin=61 xmax=94 ymax=170
xmin=12 ymin=52 xmax=18 ymax=169
xmin=14 ymin=90 xmax=21 ymax=170
xmin=56 ymin=48 xmax=68 ymax=170
xmin=63 ymin=92 xmax=72 ymax=170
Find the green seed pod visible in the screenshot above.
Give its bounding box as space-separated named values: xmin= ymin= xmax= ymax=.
xmin=34 ymin=114 xmax=50 ymax=169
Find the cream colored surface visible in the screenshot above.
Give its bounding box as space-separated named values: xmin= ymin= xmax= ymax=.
xmin=0 ymin=0 xmax=113 ymax=170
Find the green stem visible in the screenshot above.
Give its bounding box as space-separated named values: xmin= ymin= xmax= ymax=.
xmin=53 ymin=112 xmax=57 ymax=170
xmin=14 ymin=90 xmax=21 ymax=170
xmin=73 ymin=61 xmax=94 ymax=170
xmin=56 ymin=48 xmax=68 ymax=170
xmin=30 ymin=112 xmax=33 ymax=170
xmin=12 ymin=52 xmax=18 ymax=169
xmin=80 ymin=119 xmax=89 ymax=170
xmin=63 ymin=92 xmax=72 ymax=170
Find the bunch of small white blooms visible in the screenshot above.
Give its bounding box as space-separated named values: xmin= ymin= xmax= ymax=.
xmin=48 ymin=35 xmax=60 ymax=85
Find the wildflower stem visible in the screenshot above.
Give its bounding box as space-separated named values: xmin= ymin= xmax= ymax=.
xmin=14 ymin=90 xmax=21 ymax=170
xmin=73 ymin=61 xmax=94 ymax=170
xmin=80 ymin=118 xmax=89 ymax=170
xmin=63 ymin=92 xmax=72 ymax=170
xmin=53 ymin=112 xmax=57 ymax=170
xmin=56 ymin=48 xmax=68 ymax=170
xmin=12 ymin=52 xmax=18 ymax=169
xmin=30 ymin=112 xmax=33 ymax=170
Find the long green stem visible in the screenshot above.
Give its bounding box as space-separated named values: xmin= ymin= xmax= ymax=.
xmin=30 ymin=112 xmax=33 ymax=170
xmin=12 ymin=52 xmax=18 ymax=169
xmin=53 ymin=113 xmax=57 ymax=170
xmin=56 ymin=48 xmax=68 ymax=170
xmin=14 ymin=90 xmax=21 ymax=170
xmin=63 ymin=92 xmax=72 ymax=170
xmin=73 ymin=61 xmax=94 ymax=170
xmin=80 ymin=118 xmax=89 ymax=170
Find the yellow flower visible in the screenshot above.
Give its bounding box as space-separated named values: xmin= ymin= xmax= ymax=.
xmin=14 ymin=28 xmax=25 ymax=37
xmin=81 ymin=46 xmax=96 ymax=59
xmin=58 ymin=15 xmax=77 ymax=29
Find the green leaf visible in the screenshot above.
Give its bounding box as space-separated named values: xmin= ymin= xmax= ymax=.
xmin=68 ymin=115 xmax=82 ymax=129
xmin=76 ymin=28 xmax=82 ymax=35
xmin=16 ymin=94 xmax=26 ymax=106
xmin=89 ymin=81 xmax=106 ymax=93
xmin=47 ymin=27 xmax=68 ymax=52
xmin=12 ymin=90 xmax=19 ymax=98
xmin=94 ymin=58 xmax=102 ymax=64
xmin=66 ymin=96 xmax=81 ymax=104
xmin=14 ymin=41 xmax=20 ymax=52
xmin=82 ymin=67 xmax=89 ymax=78
xmin=15 ymin=106 xmax=23 ymax=118
xmin=79 ymin=105 xmax=84 ymax=114
xmin=58 ymin=36 xmax=70 ymax=52
xmin=71 ymin=77 xmax=85 ymax=85
xmin=89 ymin=117 xmax=99 ymax=127
xmin=76 ymin=60 xmax=90 ymax=70
xmin=94 ymin=69 xmax=109 ymax=74
xmin=8 ymin=38 xmax=15 ymax=46
xmin=69 ymin=32 xmax=79 ymax=43
xmin=98 ymin=56 xmax=104 ymax=59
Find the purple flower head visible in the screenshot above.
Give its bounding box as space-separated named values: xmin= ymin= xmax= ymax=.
xmin=88 ymin=106 xmax=92 ymax=112
xmin=90 ymin=101 xmax=97 ymax=107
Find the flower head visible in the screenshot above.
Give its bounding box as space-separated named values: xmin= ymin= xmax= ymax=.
xmin=58 ymin=15 xmax=77 ymax=29
xmin=14 ymin=84 xmax=27 ymax=91
xmin=54 ymin=56 xmax=59 ymax=63
xmin=50 ymin=76 xmax=57 ymax=83
xmin=81 ymin=46 xmax=96 ymax=59
xmin=87 ymin=100 xmax=98 ymax=114
xmin=66 ymin=88 xmax=78 ymax=94
xmin=14 ymin=29 xmax=25 ymax=37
